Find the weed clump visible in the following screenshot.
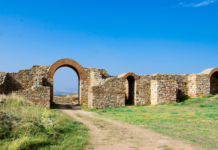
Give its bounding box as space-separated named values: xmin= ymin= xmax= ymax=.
xmin=202 ymin=94 xmax=214 ymax=98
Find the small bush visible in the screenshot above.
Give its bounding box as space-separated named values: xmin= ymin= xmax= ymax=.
xmin=171 ymin=111 xmax=179 ymax=115
xmin=0 ymin=112 xmax=13 ymax=139
xmin=202 ymin=94 xmax=214 ymax=98
xmin=185 ymin=98 xmax=209 ymax=105
xmin=205 ymin=113 xmax=218 ymax=118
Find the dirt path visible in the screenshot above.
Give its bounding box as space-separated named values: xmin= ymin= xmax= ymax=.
xmin=59 ymin=105 xmax=204 ymax=150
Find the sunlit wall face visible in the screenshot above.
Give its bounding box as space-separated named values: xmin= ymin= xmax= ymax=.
xmin=53 ymin=67 xmax=78 ymax=96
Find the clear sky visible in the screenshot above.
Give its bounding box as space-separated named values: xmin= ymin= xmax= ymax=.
xmin=0 ymin=0 xmax=218 ymax=92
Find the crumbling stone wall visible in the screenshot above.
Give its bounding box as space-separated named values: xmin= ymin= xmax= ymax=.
xmin=135 ymin=74 xmax=188 ymax=105
xmin=187 ymin=74 xmax=210 ymax=98
xmin=14 ymin=87 xmax=50 ymax=107
xmin=0 ymin=72 xmax=7 ymax=85
xmin=0 ymin=66 xmax=51 ymax=107
xmin=0 ymin=58 xmax=215 ymax=109
xmin=53 ymin=94 xmax=78 ymax=104
xmin=82 ymin=68 xmax=112 ymax=106
xmin=88 ymin=77 xmax=125 ymax=109
xmin=151 ymin=80 xmax=178 ymax=105
xmin=0 ymin=72 xmax=8 ymax=94
xmin=135 ymin=75 xmax=151 ymax=106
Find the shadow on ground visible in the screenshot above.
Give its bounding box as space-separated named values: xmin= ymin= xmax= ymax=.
xmin=51 ymin=103 xmax=81 ymax=110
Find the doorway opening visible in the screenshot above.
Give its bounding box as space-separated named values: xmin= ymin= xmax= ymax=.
xmin=53 ymin=67 xmax=79 ymax=105
xmin=125 ymin=76 xmax=135 ymax=105
xmin=47 ymin=58 xmax=87 ymax=108
xmin=210 ymin=72 xmax=218 ymax=95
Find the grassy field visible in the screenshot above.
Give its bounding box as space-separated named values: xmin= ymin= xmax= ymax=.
xmin=80 ymin=94 xmax=218 ymax=149
xmin=0 ymin=96 xmax=88 ymax=150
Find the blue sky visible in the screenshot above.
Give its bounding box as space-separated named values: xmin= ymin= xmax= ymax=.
xmin=0 ymin=0 xmax=218 ymax=92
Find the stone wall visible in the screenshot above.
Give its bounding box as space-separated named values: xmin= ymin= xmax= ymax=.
xmin=151 ymin=80 xmax=178 ymax=105
xmin=0 ymin=72 xmax=7 ymax=94
xmin=14 ymin=86 xmax=50 ymax=107
xmin=0 ymin=66 xmax=50 ymax=94
xmin=0 ymin=66 xmax=51 ymax=107
xmin=0 ymin=58 xmax=215 ymax=109
xmin=187 ymin=74 xmax=210 ymax=98
xmin=135 ymin=74 xmax=188 ymax=105
xmin=81 ymin=68 xmax=112 ymax=105
xmin=0 ymin=72 xmax=7 ymax=85
xmin=135 ymin=75 xmax=151 ymax=106
xmin=88 ymin=77 xmax=125 ymax=109
xmin=53 ymin=94 xmax=78 ymax=104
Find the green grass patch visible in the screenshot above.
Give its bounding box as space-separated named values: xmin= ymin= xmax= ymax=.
xmin=0 ymin=96 xmax=88 ymax=150
xmin=80 ymin=95 xmax=218 ymax=149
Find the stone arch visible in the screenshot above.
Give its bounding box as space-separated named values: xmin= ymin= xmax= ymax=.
xmin=118 ymin=72 xmax=138 ymax=105
xmin=48 ymin=58 xmax=87 ymax=80
xmin=201 ymin=68 xmax=218 ymax=95
xmin=118 ymin=72 xmax=138 ymax=80
xmin=47 ymin=58 xmax=87 ymax=104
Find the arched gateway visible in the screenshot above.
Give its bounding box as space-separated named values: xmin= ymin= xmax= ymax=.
xmin=202 ymin=68 xmax=218 ymax=95
xmin=118 ymin=72 xmax=138 ymax=105
xmin=47 ymin=58 xmax=87 ymax=104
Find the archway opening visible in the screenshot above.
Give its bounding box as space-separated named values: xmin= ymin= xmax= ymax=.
xmin=53 ymin=67 xmax=79 ymax=105
xmin=125 ymin=76 xmax=135 ymax=105
xmin=210 ymin=72 xmax=218 ymax=95
xmin=47 ymin=58 xmax=87 ymax=107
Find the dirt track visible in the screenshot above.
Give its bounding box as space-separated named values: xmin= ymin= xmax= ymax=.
xmin=59 ymin=105 xmax=204 ymax=150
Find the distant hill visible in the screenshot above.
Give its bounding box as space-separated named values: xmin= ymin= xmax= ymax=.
xmin=54 ymin=88 xmax=78 ymax=96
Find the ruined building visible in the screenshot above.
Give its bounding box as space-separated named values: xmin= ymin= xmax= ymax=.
xmin=0 ymin=58 xmax=217 ymax=109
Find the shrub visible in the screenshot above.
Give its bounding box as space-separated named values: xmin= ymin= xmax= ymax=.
xmin=202 ymin=94 xmax=214 ymax=98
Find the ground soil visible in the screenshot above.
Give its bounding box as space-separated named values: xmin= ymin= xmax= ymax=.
xmin=59 ymin=104 xmax=205 ymax=150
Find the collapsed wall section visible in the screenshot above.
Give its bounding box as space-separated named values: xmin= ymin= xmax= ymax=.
xmin=53 ymin=94 xmax=78 ymax=104
xmin=0 ymin=66 xmax=51 ymax=107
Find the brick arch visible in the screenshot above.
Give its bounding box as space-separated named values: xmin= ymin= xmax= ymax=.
xmin=209 ymin=68 xmax=218 ymax=78
xmin=201 ymin=68 xmax=218 ymax=78
xmin=48 ymin=58 xmax=87 ymax=80
xmin=118 ymin=72 xmax=138 ymax=80
xmin=201 ymin=68 xmax=218 ymax=95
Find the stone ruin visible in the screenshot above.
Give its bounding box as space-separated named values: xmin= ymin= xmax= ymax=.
xmin=53 ymin=94 xmax=79 ymax=104
xmin=0 ymin=58 xmax=217 ymax=109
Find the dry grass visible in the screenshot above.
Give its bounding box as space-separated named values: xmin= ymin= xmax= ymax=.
xmin=0 ymin=95 xmax=88 ymax=150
